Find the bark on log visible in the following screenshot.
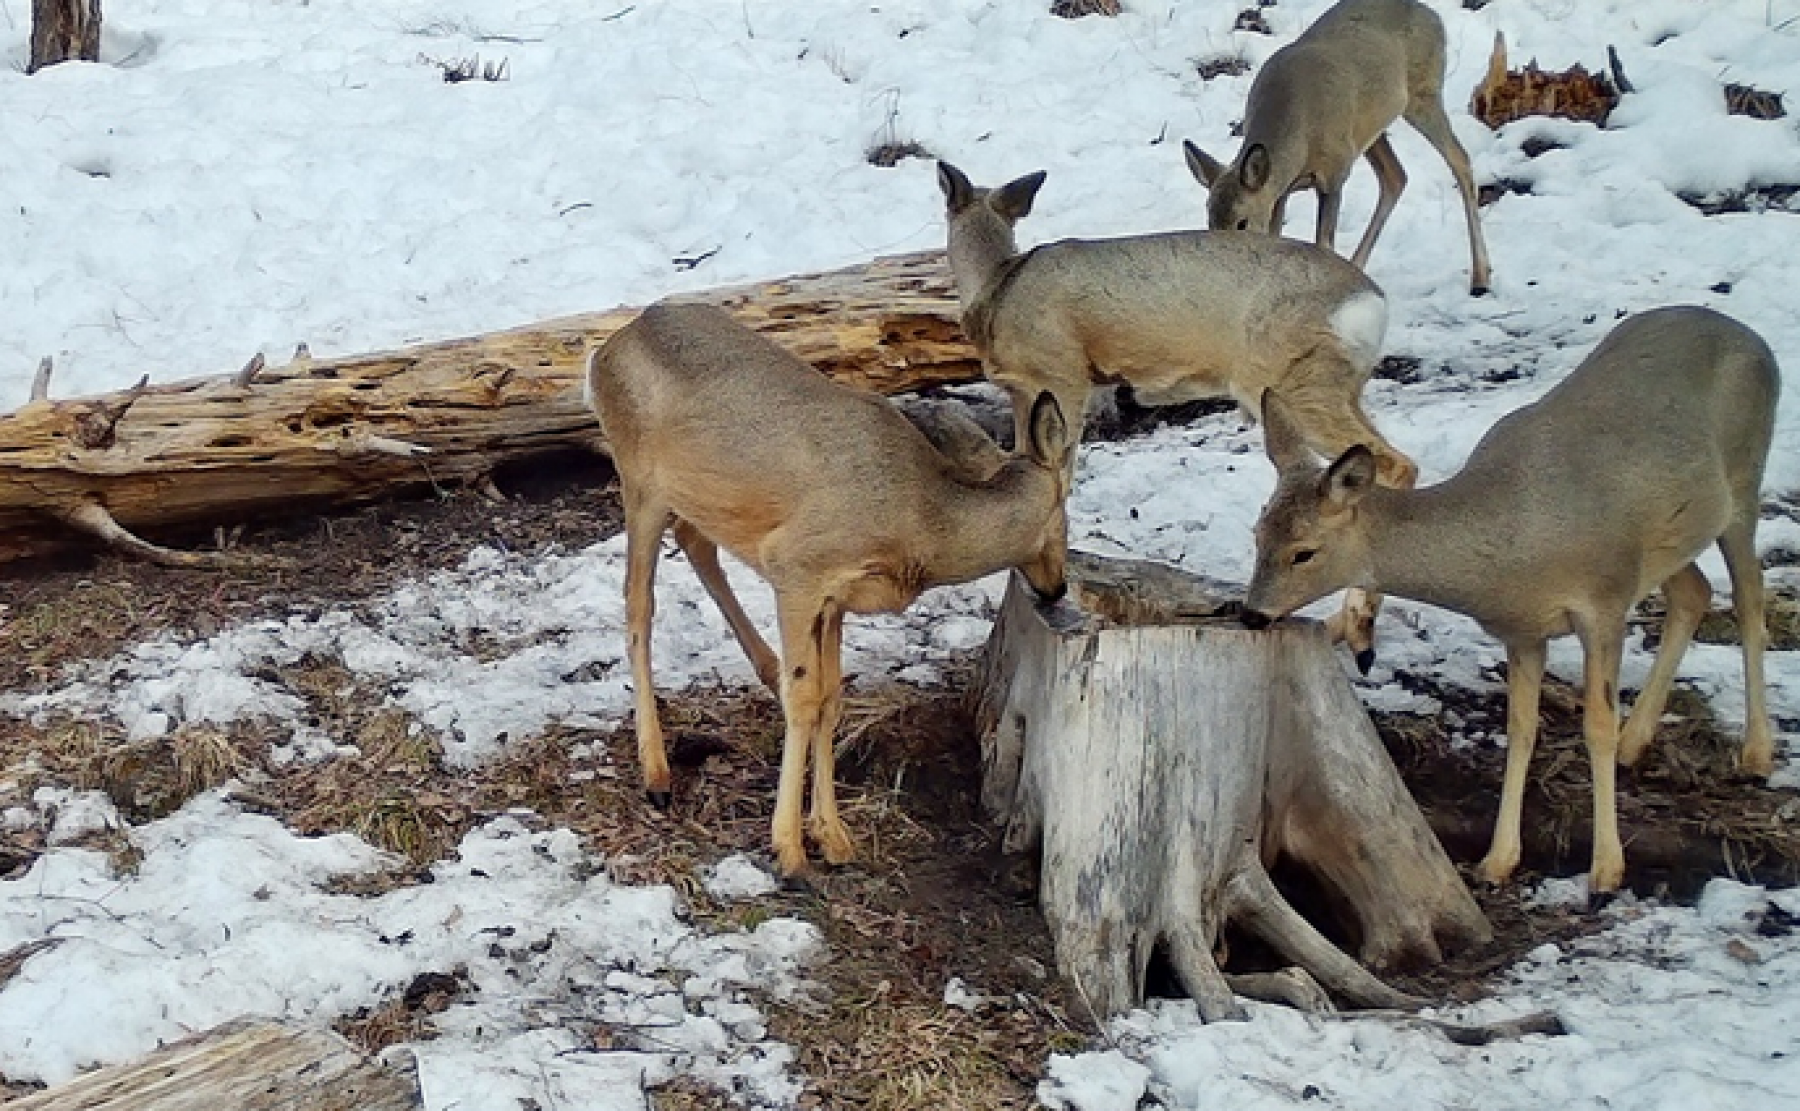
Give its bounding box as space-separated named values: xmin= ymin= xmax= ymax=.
xmin=0 ymin=251 xmax=980 ymax=566
xmin=28 ymin=0 xmax=101 ymax=72
xmin=977 ymin=551 xmax=1492 ymax=1021
xmin=5 ymin=1020 xmax=418 ymax=1110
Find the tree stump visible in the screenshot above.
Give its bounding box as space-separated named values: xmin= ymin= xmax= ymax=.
xmin=976 ymin=552 xmax=1491 ymax=1020
xmin=29 ymin=0 xmax=101 ymax=72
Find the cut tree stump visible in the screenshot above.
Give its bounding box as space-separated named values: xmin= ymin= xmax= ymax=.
xmin=0 ymin=250 xmax=980 ymax=567
xmin=5 ymin=1020 xmax=418 ymax=1110
xmin=976 ymin=551 xmax=1492 ymax=1020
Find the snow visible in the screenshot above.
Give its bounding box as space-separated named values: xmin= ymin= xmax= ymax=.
xmin=5 ymin=0 xmax=1800 ymax=1106
xmin=1041 ymin=882 xmax=1800 ymax=1111
xmin=0 ymin=798 xmax=818 ymax=1106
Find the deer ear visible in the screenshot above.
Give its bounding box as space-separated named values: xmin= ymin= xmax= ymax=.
xmin=991 ymin=170 xmax=1047 ymax=221
xmin=1183 ymin=140 xmax=1225 ymax=188
xmin=1258 ymin=392 xmax=1311 ymax=472
xmin=1322 ymin=446 xmax=1377 ymax=508
xmin=937 ymin=161 xmax=976 ymax=213
xmin=1240 ymin=144 xmax=1271 ymax=191
xmin=1026 ymin=391 xmax=1070 ymax=467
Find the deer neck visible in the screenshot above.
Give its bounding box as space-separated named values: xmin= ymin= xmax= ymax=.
xmin=1360 ymin=480 xmax=1519 ymax=622
xmin=924 ymin=463 xmax=1055 ymax=586
xmin=947 ymin=213 xmax=1021 ymax=317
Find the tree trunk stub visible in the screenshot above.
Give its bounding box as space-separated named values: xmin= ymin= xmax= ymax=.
xmin=977 ymin=551 xmax=1492 ymax=1021
xmin=0 ymin=251 xmax=981 ymax=566
xmin=28 ymin=0 xmax=101 ymax=72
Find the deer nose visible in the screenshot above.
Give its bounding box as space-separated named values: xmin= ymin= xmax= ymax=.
xmin=1036 ymin=579 xmax=1068 ymax=604
xmin=1240 ymin=609 xmax=1272 ymax=631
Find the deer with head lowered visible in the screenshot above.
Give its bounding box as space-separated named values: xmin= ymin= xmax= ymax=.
xmin=1242 ymin=305 xmax=1780 ymax=894
xmin=1183 ymin=0 xmax=1492 ymax=295
xmin=587 ymin=302 xmax=1074 ymax=877
xmin=938 ymin=159 xmax=1413 ymax=668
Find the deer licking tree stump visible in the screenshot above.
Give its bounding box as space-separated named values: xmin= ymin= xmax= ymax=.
xmin=976 ymin=551 xmax=1490 ymax=1020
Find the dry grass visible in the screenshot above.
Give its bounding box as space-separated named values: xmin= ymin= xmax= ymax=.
xmin=1690 ymin=589 xmax=1800 ymax=652
xmin=1196 ymin=53 xmax=1252 ymax=80
xmin=1725 ymin=82 xmax=1786 ymax=120
xmin=1049 ymin=0 xmax=1120 ymax=18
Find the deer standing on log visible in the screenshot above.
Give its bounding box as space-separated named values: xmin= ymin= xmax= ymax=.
xmin=586 ymin=302 xmax=1074 ymax=876
xmin=1241 ymin=305 xmax=1779 ymax=893
xmin=937 ymin=159 xmax=1413 ymax=669
xmin=1183 ymin=0 xmax=1492 ymax=295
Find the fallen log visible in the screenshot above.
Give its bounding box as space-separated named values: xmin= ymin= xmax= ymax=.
xmin=5 ymin=1019 xmax=418 ymax=1110
xmin=977 ymin=551 xmax=1492 ymax=1020
xmin=0 ymin=250 xmax=981 ymax=566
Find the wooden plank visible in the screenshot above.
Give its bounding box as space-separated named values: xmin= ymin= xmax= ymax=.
xmin=5 ymin=1020 xmax=418 ymax=1110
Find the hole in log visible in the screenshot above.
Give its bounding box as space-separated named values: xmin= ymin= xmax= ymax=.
xmin=307 ymin=411 xmax=356 ymax=430
xmin=210 ymin=435 xmax=253 ymax=448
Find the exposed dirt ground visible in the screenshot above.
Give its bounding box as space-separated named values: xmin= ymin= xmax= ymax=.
xmin=4 ymin=444 xmax=1799 ymax=1110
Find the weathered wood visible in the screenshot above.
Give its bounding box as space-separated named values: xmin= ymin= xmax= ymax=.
xmin=0 ymin=250 xmax=981 ymax=565
xmin=977 ymin=551 xmax=1491 ymax=1021
xmin=28 ymin=0 xmax=100 ymax=72
xmin=5 ymin=1020 xmax=418 ymax=1110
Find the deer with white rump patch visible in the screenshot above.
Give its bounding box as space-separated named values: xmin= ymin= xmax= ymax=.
xmin=1242 ymin=305 xmax=1779 ymax=893
xmin=587 ymin=302 xmax=1073 ymax=877
xmin=1183 ymin=0 xmax=1492 ymax=295
xmin=938 ymin=159 xmax=1413 ymax=667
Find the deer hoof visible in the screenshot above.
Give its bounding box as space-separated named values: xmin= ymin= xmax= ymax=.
xmin=1470 ymin=283 xmax=1491 ymax=298
xmin=645 ymin=789 xmax=673 ymax=810
xmin=1354 ymin=647 xmax=1376 ymax=676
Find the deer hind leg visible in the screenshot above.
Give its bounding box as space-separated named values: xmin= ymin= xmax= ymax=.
xmin=1719 ymin=519 xmax=1775 ymax=777
xmin=1618 ymin=563 xmax=1711 ymax=768
xmin=1575 ymin=616 xmax=1628 ymax=893
xmin=623 ymin=487 xmax=674 ymax=806
xmin=1274 ymin=377 xmax=1417 ymax=666
xmin=807 ymin=605 xmax=855 ymax=865
xmin=1402 ymin=96 xmax=1492 ymax=294
xmin=1477 ymin=641 xmax=1545 ymax=886
xmin=1348 ymin=133 xmax=1407 ymax=271
xmin=770 ymin=593 xmax=834 ymax=877
xmin=671 ymin=517 xmax=781 ymax=695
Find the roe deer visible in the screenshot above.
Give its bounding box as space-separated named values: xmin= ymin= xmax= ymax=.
xmin=1183 ymin=0 xmax=1492 ymax=295
xmin=937 ymin=159 xmax=1413 ymax=668
xmin=1241 ymin=305 xmax=1779 ymax=893
xmin=586 ymin=302 xmax=1073 ymax=876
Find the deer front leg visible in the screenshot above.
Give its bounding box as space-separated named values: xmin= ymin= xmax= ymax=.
xmin=1719 ymin=519 xmax=1776 ymax=777
xmin=1477 ymin=641 xmax=1546 ymax=886
xmin=1576 ymin=619 xmax=1628 ymax=893
xmin=807 ymin=605 xmax=856 ymax=866
xmin=771 ymin=594 xmax=832 ymax=877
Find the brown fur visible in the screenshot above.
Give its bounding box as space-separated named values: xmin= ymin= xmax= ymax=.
xmin=938 ymin=160 xmax=1414 ymax=658
xmin=1245 ymin=305 xmax=1780 ymax=893
xmin=1183 ymin=0 xmax=1492 ymax=294
xmin=587 ymin=302 xmax=1073 ymax=875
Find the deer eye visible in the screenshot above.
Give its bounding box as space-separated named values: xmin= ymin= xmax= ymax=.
xmin=1235 ymin=219 xmax=1249 ymax=231
xmin=1291 ymin=549 xmax=1316 ymax=567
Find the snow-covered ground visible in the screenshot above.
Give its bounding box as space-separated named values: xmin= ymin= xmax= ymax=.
xmin=5 ymin=0 xmax=1800 ymax=1106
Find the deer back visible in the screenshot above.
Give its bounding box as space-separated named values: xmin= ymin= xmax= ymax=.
xmin=589 ymin=303 xmax=1069 ymax=601
xmin=976 ymin=231 xmax=1383 ymax=404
